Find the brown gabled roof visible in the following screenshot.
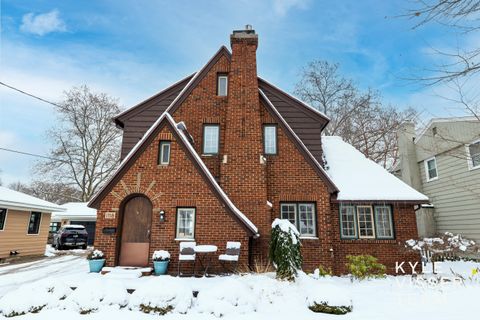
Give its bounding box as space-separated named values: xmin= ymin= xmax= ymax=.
xmin=114 ymin=74 xmax=195 ymax=128
xmin=259 ymin=90 xmax=338 ymax=193
xmin=88 ymin=113 xmax=258 ymax=236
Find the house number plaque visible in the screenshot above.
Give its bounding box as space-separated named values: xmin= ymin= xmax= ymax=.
xmin=105 ymin=212 xmax=116 ymax=219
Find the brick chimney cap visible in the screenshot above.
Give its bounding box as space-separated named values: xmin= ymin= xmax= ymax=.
xmin=232 ymin=25 xmax=257 ymax=37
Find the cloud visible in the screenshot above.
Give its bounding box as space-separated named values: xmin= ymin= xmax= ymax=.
xmin=20 ymin=9 xmax=66 ymax=36
xmin=272 ymin=0 xmax=310 ymax=16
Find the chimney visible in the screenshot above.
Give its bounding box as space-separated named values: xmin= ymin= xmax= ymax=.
xmin=222 ymin=26 xmax=268 ymax=252
xmin=397 ymin=122 xmax=422 ymax=191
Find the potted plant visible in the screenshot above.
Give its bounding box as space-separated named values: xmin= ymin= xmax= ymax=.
xmin=152 ymin=250 xmax=170 ymax=275
xmin=87 ymin=249 xmax=106 ymax=273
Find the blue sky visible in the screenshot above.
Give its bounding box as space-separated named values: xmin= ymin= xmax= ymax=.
xmin=0 ymin=0 xmax=473 ymax=185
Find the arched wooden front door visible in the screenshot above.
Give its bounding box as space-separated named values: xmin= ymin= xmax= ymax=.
xmin=118 ymin=196 xmax=152 ymax=266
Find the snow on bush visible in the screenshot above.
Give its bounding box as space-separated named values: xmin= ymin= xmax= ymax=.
xmin=87 ymin=249 xmax=104 ymax=260
xmin=269 ymin=219 xmax=302 ymax=281
xmin=60 ymin=279 xmax=129 ymax=314
xmin=152 ymin=250 xmax=170 ymax=261
xmin=129 ymin=277 xmax=192 ymax=314
xmin=0 ymin=280 xmax=72 ymax=317
xmin=196 ymin=278 xmax=257 ymax=317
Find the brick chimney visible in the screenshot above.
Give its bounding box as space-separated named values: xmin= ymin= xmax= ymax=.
xmin=221 ymin=26 xmax=269 ymax=252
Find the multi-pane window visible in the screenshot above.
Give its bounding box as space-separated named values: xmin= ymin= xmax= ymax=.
xmin=263 ymin=125 xmax=277 ymax=155
xmin=374 ymin=206 xmax=394 ymax=239
xmin=0 ymin=208 xmax=6 ymax=231
xmin=217 ymin=75 xmax=228 ymax=96
xmin=280 ymin=203 xmax=316 ymax=237
xmin=158 ymin=141 xmax=171 ymax=165
xmin=468 ymin=141 xmax=480 ymax=169
xmin=176 ymin=208 xmax=195 ymax=239
xmin=203 ymin=125 xmax=219 ymax=154
xmin=425 ymin=157 xmax=438 ymax=181
xmin=357 ymin=206 xmax=375 ymax=238
xmin=27 ymin=212 xmax=42 ymax=235
xmin=339 ymin=205 xmax=356 ymax=238
xmin=49 ymin=222 xmax=61 ymax=233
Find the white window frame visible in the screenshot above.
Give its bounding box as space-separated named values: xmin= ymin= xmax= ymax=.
xmin=0 ymin=208 xmax=7 ymax=231
xmin=27 ymin=211 xmax=42 ymax=235
xmin=356 ymin=206 xmax=375 ymax=239
xmin=203 ymin=125 xmax=220 ymax=155
xmin=176 ymin=208 xmax=195 ymax=240
xmin=374 ymin=205 xmax=394 ymax=239
xmin=466 ymin=139 xmax=480 ymax=170
xmin=217 ymin=75 xmax=228 ymax=96
xmin=263 ymin=125 xmax=277 ymax=155
xmin=339 ymin=205 xmax=357 ymax=239
xmin=280 ymin=202 xmax=316 ymax=237
xmin=159 ymin=141 xmax=171 ymax=165
xmin=424 ymin=156 xmax=439 ymax=182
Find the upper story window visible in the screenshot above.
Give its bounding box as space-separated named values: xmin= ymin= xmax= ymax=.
xmin=280 ymin=203 xmax=316 ymax=237
xmin=158 ymin=141 xmax=171 ymax=165
xmin=263 ymin=125 xmax=277 ymax=155
xmin=27 ymin=212 xmax=42 ymax=235
xmin=0 ymin=208 xmax=6 ymax=231
xmin=217 ymin=74 xmax=228 ymax=96
xmin=467 ymin=140 xmax=480 ymax=169
xmin=203 ymin=125 xmax=219 ymax=154
xmin=425 ymin=157 xmax=438 ymax=181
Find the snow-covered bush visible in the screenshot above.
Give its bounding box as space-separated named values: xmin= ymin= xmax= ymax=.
xmin=196 ymin=278 xmax=257 ymax=317
xmin=129 ymin=277 xmax=192 ymax=315
xmin=152 ymin=250 xmax=170 ymax=261
xmin=269 ymin=219 xmax=302 ymax=281
xmin=60 ymin=280 xmax=128 ymax=314
xmin=405 ymin=232 xmax=479 ymax=273
xmin=87 ymin=249 xmax=105 ymax=260
xmin=0 ymin=280 xmax=72 ymax=317
xmin=346 ymin=255 xmax=386 ymax=280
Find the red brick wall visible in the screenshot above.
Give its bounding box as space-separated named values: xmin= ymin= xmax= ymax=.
xmin=331 ymin=203 xmax=420 ymax=275
xmin=94 ymin=125 xmax=249 ymax=272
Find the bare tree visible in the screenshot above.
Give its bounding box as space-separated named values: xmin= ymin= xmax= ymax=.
xmin=295 ymin=60 xmax=416 ymax=168
xmin=8 ymin=180 xmax=82 ymax=204
xmin=36 ymin=85 xmax=122 ymax=201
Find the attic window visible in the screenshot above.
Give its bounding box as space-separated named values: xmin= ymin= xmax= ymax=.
xmin=468 ymin=140 xmax=480 ymax=169
xmin=158 ymin=141 xmax=171 ymax=165
xmin=217 ymin=74 xmax=228 ymax=96
xmin=425 ymin=157 xmax=438 ymax=181
xmin=432 ymin=127 xmax=437 ymax=136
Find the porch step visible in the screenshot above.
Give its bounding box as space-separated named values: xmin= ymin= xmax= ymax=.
xmin=101 ymin=266 xmax=152 ymax=277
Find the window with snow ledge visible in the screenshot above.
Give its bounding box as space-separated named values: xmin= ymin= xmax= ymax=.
xmin=176 ymin=208 xmax=195 ymax=239
xmin=280 ymin=202 xmax=316 ymax=237
xmin=339 ymin=204 xmax=395 ymax=240
xmin=467 ymin=140 xmax=480 ymax=170
xmin=424 ymin=157 xmax=438 ymax=182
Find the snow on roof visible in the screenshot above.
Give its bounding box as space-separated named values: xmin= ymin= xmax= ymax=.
xmin=52 ymin=202 xmax=97 ymax=219
xmin=0 ymin=186 xmax=65 ymax=212
xmin=322 ymin=136 xmax=429 ymax=202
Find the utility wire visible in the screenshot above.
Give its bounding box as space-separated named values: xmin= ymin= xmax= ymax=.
xmin=0 ymin=147 xmax=67 ymax=163
xmin=0 ymin=81 xmax=63 ymax=108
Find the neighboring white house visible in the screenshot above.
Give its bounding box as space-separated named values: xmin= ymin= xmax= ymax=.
xmin=51 ymin=202 xmax=97 ymax=245
xmin=396 ymin=117 xmax=480 ymax=242
xmin=0 ymin=186 xmax=65 ymax=259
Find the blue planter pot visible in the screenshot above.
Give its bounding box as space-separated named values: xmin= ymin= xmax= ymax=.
xmin=89 ymin=259 xmax=105 ymax=273
xmin=154 ymin=260 xmax=169 ymax=275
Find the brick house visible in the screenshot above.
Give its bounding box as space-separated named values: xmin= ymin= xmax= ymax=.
xmin=88 ymin=27 xmax=428 ymax=274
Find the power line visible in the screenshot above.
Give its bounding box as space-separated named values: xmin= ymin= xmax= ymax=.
xmin=0 ymin=147 xmax=67 ymax=163
xmin=0 ymin=81 xmax=63 ymax=108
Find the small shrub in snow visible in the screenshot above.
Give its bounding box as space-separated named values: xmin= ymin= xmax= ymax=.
xmin=309 ymin=302 xmax=352 ymax=315
xmin=196 ymin=278 xmax=257 ymax=317
xmin=152 ymin=250 xmax=170 ymax=261
xmin=269 ymin=218 xmax=302 ymax=281
xmin=346 ymin=255 xmax=386 ymax=280
xmin=313 ymin=265 xmax=332 ymax=278
xmin=129 ymin=277 xmax=192 ymax=315
xmin=87 ymin=249 xmax=105 ymax=260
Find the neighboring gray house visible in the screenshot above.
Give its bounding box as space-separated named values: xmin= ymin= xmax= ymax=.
xmin=396 ymin=117 xmax=480 ymax=241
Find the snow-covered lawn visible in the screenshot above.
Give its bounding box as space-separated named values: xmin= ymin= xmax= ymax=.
xmin=1 ymin=253 xmax=479 ymax=319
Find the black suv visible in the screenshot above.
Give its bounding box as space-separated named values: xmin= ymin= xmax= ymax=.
xmin=53 ymin=225 xmax=88 ymax=250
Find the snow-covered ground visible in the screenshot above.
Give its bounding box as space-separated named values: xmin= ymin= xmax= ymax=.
xmin=0 ymin=252 xmax=479 ymax=319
